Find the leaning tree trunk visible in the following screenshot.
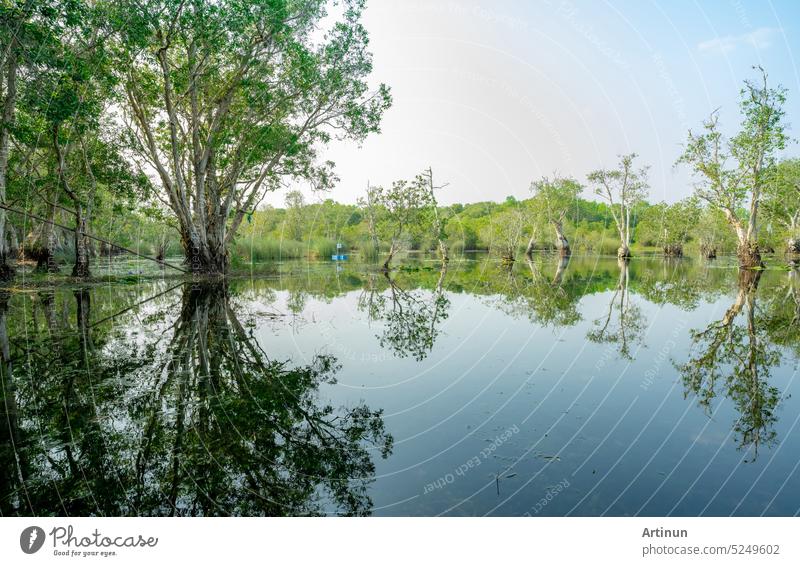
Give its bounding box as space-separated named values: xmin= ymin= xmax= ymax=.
xmin=382 ymin=242 xmax=396 ymax=271
xmin=553 ymin=220 xmax=570 ymax=257
xmin=728 ymin=213 xmax=763 ymax=269
xmin=72 ymin=206 xmax=91 ymax=278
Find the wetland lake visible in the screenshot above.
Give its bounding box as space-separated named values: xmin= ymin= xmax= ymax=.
xmin=1 ymin=254 xmax=799 ymax=516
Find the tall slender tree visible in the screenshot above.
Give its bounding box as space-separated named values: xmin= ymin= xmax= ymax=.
xmin=420 ymin=167 xmax=448 ymax=264
xmin=587 ymin=153 xmax=649 ymax=260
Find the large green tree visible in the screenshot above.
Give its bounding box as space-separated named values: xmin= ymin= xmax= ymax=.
xmin=118 ymin=0 xmax=390 ymax=274
xmin=678 ymin=67 xmax=787 ymax=268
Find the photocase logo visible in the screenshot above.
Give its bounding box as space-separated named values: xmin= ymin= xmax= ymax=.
xmin=20 ymin=526 xmax=46 ymax=554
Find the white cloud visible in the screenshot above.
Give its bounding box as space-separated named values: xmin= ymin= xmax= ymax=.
xmin=697 ymin=27 xmax=779 ymax=55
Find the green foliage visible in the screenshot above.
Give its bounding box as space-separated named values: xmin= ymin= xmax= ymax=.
xmin=530 ymin=175 xmax=582 ymax=225
xmin=677 ymin=66 xmax=788 ymax=254
xmin=636 ymin=198 xmax=701 ymax=248
xmin=587 ymin=153 xmax=650 ymax=251
xmin=763 ymin=158 xmax=800 ymax=247
xmin=0 ymin=0 xmax=390 ymax=273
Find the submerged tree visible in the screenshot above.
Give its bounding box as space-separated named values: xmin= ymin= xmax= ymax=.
xmin=529 ymin=175 xmax=581 ymax=257
xmin=421 ymin=167 xmax=449 ymax=264
xmin=587 ymin=153 xmax=650 ymax=259
xmin=5 ymin=0 xmax=146 ymax=277
xmin=119 ymin=0 xmax=390 ymax=274
xmin=374 ymin=175 xmax=434 ymax=270
xmin=484 ymin=207 xmax=528 ymax=266
xmin=678 ymin=67 xmax=787 ymax=268
xmin=637 ymin=198 xmax=701 ymax=257
xmin=357 ymin=182 xmax=381 ymax=258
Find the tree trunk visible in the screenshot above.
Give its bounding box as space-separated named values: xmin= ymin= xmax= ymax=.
xmin=617 ymin=244 xmax=631 ymax=259
xmin=737 ymin=241 xmax=763 ymax=269
xmin=553 ymin=220 xmax=570 ymax=257
xmin=787 ymin=237 xmax=800 ymax=255
xmin=35 ymin=201 xmax=60 ymax=272
xmin=6 ymin=223 xmax=17 ymax=258
xmin=0 ymin=46 xmax=18 ymax=281
xmin=700 ymin=243 xmax=717 ymax=259
xmin=72 ymin=206 xmax=91 ymax=278
xmin=437 ymin=239 xmax=449 ymax=264
xmin=182 ymin=229 xmax=228 ymax=274
xmin=382 ymin=242 xmax=396 ymax=271
xmin=723 ymin=211 xmax=763 ymax=268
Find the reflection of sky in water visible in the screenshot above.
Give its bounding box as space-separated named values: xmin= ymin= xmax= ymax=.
xmin=255 ymin=261 xmax=800 ymax=516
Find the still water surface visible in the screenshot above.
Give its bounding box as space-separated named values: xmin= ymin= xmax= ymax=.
xmin=1 ymin=254 xmax=799 ymax=516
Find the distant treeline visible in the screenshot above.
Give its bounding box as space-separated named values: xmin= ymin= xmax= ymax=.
xmin=8 ymin=184 xmax=785 ymax=267
xmin=229 ymin=191 xmax=748 ymax=263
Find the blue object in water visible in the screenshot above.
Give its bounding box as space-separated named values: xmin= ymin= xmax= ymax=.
xmin=331 ymin=254 xmax=348 ymax=261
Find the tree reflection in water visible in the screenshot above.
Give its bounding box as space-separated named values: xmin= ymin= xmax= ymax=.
xmin=486 ymin=255 xmax=582 ymax=329
xmin=2 ymin=257 xmax=799 ymax=514
xmin=679 ymin=270 xmax=781 ymax=460
xmin=0 ymin=283 xmax=392 ymax=516
xmin=587 ymin=258 xmax=645 ymax=359
xmin=359 ymin=265 xmax=450 ymax=361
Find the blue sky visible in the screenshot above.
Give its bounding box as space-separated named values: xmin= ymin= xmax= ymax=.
xmin=271 ymin=0 xmax=800 ymax=206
